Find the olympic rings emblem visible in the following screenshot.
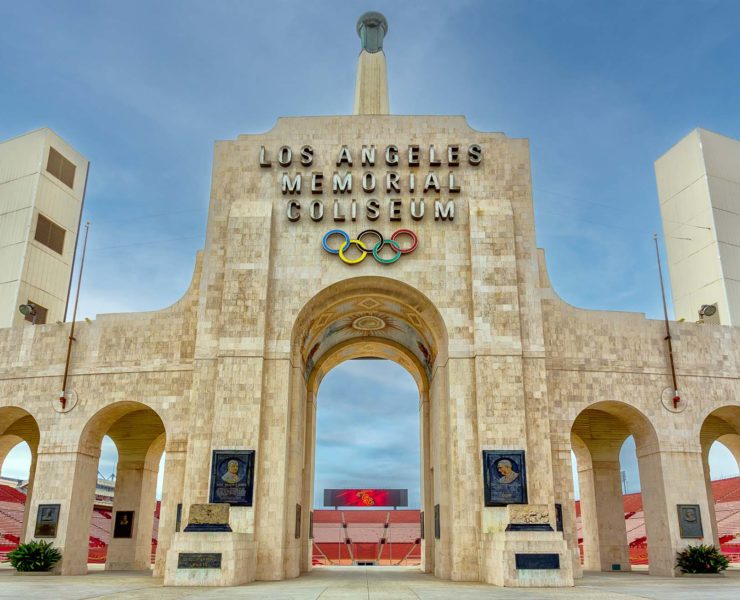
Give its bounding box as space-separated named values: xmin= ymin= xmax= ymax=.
xmin=322 ymin=229 xmax=418 ymax=265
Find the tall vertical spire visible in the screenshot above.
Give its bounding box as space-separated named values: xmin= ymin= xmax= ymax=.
xmin=353 ymin=12 xmax=389 ymax=115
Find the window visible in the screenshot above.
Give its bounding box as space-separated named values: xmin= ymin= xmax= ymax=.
xmin=24 ymin=301 xmax=48 ymax=325
xmin=46 ymin=146 xmax=76 ymax=188
xmin=34 ymin=214 xmax=66 ymax=254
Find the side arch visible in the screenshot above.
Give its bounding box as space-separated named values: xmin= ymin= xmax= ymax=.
xmin=0 ymin=406 xmax=41 ymax=543
xmin=73 ymin=401 xmax=168 ymax=572
xmin=569 ymin=401 xmax=662 ymax=573
xmin=699 ymin=404 xmax=740 ymax=546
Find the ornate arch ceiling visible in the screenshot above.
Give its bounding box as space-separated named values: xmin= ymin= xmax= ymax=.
xmin=299 ymin=293 xmax=437 ymax=385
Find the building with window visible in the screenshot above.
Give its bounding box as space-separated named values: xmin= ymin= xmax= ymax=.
xmin=655 ymin=128 xmax=740 ymax=325
xmin=0 ymin=128 xmax=88 ymax=328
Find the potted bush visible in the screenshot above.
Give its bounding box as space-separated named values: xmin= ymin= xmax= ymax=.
xmin=4 ymin=540 xmax=62 ymax=574
xmin=675 ymin=544 xmax=729 ymax=576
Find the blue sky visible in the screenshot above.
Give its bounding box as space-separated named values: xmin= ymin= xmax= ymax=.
xmin=2 ymin=1 xmax=739 ymax=501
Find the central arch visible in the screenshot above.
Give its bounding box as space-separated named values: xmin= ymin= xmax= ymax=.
xmin=286 ymin=276 xmax=449 ymax=578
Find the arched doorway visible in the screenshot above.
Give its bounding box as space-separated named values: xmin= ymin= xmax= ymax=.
xmin=699 ymin=406 xmax=740 ymax=547
xmin=311 ymin=359 xmax=421 ymax=566
xmin=570 ymin=401 xmax=663 ymax=574
xmin=77 ymin=401 xmax=166 ymax=572
xmin=0 ymin=407 xmax=40 ymax=545
xmin=265 ymin=276 xmax=452 ymax=580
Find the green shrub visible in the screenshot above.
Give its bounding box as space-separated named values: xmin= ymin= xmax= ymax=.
xmin=675 ymin=544 xmax=729 ymax=574
xmin=4 ymin=540 xmax=62 ymax=572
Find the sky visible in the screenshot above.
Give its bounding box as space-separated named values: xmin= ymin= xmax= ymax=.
xmin=2 ymin=1 xmax=739 ymax=501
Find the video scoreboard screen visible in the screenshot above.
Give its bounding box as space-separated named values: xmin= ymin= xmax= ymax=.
xmin=323 ymin=488 xmax=408 ymax=507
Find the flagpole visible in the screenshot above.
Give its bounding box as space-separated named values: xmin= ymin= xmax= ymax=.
xmin=60 ymin=221 xmax=90 ymax=409
xmin=653 ymin=234 xmax=680 ymax=408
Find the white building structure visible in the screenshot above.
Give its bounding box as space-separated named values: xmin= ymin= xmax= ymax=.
xmin=655 ymin=128 xmax=740 ymax=325
xmin=0 ymin=128 xmax=88 ymax=328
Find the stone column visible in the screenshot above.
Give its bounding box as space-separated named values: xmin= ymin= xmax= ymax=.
xmin=550 ymin=434 xmax=583 ymax=578
xmin=154 ymin=445 xmax=187 ymax=577
xmin=637 ymin=446 xmax=713 ymax=577
xmin=578 ymin=460 xmax=630 ymax=571
xmin=430 ymin=362 xmax=452 ymax=580
xmin=300 ymin=389 xmax=317 ymax=573
xmin=445 ymin=358 xmax=481 ymax=581
xmin=701 ymin=449 xmax=720 ymax=547
xmin=419 ymin=390 xmax=434 ymax=573
xmin=106 ymin=459 xmax=159 ymax=570
xmin=254 ymin=358 xmax=292 ymax=580
xmin=24 ymin=450 xmax=98 ymax=575
xmin=20 ymin=450 xmax=37 ymax=543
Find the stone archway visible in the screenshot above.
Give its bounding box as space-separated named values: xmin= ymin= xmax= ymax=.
xmin=74 ymin=401 xmax=167 ymax=573
xmin=699 ymin=405 xmax=740 ymax=546
xmin=266 ymin=276 xmax=450 ymax=580
xmin=0 ymin=406 xmax=40 ymax=543
xmin=570 ymin=401 xmax=667 ymax=574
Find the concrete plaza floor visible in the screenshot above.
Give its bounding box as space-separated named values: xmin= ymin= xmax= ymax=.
xmin=1 ymin=565 xmax=740 ymax=599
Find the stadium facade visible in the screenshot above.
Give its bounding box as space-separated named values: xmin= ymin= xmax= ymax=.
xmin=0 ymin=12 xmax=739 ymax=588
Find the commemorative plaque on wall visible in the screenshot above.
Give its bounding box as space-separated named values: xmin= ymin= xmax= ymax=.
xmin=482 ymin=450 xmax=528 ymax=506
xmin=295 ymin=504 xmax=302 ymax=539
xmin=677 ymin=504 xmax=703 ymax=539
xmin=209 ymin=450 xmax=255 ymax=506
xmin=113 ymin=511 xmax=134 ymax=538
xmin=434 ymin=504 xmax=440 ymax=539
xmin=34 ymin=504 xmax=60 ymax=538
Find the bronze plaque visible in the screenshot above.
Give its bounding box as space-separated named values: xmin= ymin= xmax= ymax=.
xmin=434 ymin=504 xmax=440 ymax=539
xmin=113 ymin=510 xmax=134 ymax=538
xmin=482 ymin=450 xmax=528 ymax=506
xmin=677 ymin=504 xmax=703 ymax=539
xmin=209 ymin=450 xmax=255 ymax=506
xmin=295 ymin=504 xmax=302 ymax=539
xmin=177 ymin=553 xmax=222 ymax=569
xmin=34 ymin=504 xmax=60 ymax=538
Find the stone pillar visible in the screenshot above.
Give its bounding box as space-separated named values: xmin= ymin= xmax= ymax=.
xmin=20 ymin=450 xmax=37 ymax=543
xmin=430 ymin=362 xmax=452 ymax=580
xmin=300 ymin=389 xmax=317 ymax=573
xmin=445 ymin=358 xmax=481 ymax=581
xmin=181 ymin=359 xmax=219 ymax=512
xmin=24 ymin=450 xmax=98 ymax=575
xmin=578 ymin=460 xmax=630 ymax=571
xmin=106 ymin=459 xmax=159 ymax=570
xmin=154 ymin=446 xmax=187 ymax=577
xmin=701 ymin=449 xmax=720 ymax=547
xmin=280 ymin=362 xmax=308 ymax=579
xmin=254 ymin=358 xmax=292 ymax=580
xmin=637 ymin=447 xmax=713 ymax=577
xmin=550 ymin=434 xmax=583 ymax=578
xmin=420 ymin=390 xmax=434 ymax=573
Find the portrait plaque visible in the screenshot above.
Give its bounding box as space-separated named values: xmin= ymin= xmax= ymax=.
xmin=482 ymin=450 xmax=527 ymax=506
xmin=113 ymin=510 xmax=134 ymax=538
xmin=677 ymin=504 xmax=703 ymax=539
xmin=209 ymin=450 xmax=255 ymax=506
xmin=295 ymin=504 xmax=302 ymax=539
xmin=34 ymin=504 xmax=60 ymax=538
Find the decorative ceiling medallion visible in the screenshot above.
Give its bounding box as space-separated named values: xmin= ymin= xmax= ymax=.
xmin=352 ymin=315 xmax=386 ymax=331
